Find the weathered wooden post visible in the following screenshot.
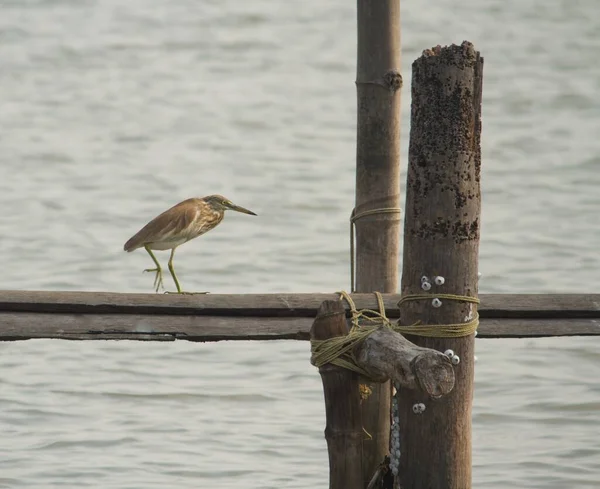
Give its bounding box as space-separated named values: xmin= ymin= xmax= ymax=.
xmin=397 ymin=42 xmax=484 ymax=488
xmin=311 ymin=298 xmax=456 ymax=489
xmin=310 ymin=301 xmax=364 ymax=489
xmin=354 ymin=0 xmax=402 ymax=482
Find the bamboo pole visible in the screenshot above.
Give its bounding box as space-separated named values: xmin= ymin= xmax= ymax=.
xmin=355 ymin=0 xmax=402 ymax=483
xmin=397 ymin=42 xmax=484 ymax=489
xmin=310 ymin=300 xmax=363 ymax=489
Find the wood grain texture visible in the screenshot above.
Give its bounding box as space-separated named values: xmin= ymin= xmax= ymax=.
xmin=354 ymin=327 xmax=455 ymax=398
xmin=310 ymin=300 xmax=363 ymax=489
xmin=2 ymin=291 xmax=599 ymax=318
xmin=355 ymin=0 xmax=403 ymax=481
xmin=1 ymin=314 xmax=598 ymax=341
xmin=0 ymin=313 xmax=309 ymax=341
xmin=396 ymin=42 xmax=484 ymax=489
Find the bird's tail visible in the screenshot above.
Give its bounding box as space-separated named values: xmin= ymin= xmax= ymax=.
xmin=123 ymin=237 xmax=138 ymax=252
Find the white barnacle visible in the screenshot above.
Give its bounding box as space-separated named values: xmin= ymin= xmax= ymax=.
xmin=412 ymin=403 xmax=426 ymax=415
xmin=464 ymin=304 xmax=473 ymax=322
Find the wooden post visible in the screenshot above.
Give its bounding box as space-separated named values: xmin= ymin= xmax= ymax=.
xmin=311 ymin=300 xmax=363 ymax=489
xmin=311 ymin=300 xmax=455 ymax=489
xmin=355 ymin=0 xmax=402 ymax=482
xmin=397 ymin=42 xmax=484 ymax=489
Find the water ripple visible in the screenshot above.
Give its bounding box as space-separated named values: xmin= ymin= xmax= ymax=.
xmin=1 ymin=0 xmax=600 ymax=488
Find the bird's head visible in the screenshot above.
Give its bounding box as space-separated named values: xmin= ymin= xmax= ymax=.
xmin=204 ymin=195 xmax=257 ymax=216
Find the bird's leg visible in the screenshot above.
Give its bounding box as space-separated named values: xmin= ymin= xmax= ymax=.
xmin=167 ymin=247 xmax=182 ymax=294
xmin=143 ymin=246 xmax=164 ymax=293
xmin=164 ymin=247 xmax=209 ymax=295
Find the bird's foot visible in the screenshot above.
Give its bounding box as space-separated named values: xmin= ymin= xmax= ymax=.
xmin=143 ymin=267 xmax=164 ymax=293
xmin=164 ymin=291 xmax=209 ymax=295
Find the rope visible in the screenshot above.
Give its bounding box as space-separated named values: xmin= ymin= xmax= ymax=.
xmin=396 ymin=293 xmax=480 ymax=337
xmin=341 ymin=290 xmax=391 ymax=331
xmin=398 ymin=293 xmax=480 ymax=306
xmin=396 ymin=313 xmax=479 ymax=337
xmin=310 ymin=291 xmax=479 ymax=376
xmin=350 ymin=207 xmax=402 ymax=293
xmin=311 ymin=291 xmax=391 ymax=377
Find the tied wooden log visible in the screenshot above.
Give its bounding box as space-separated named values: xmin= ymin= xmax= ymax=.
xmin=311 ymin=300 xmax=363 ymax=489
xmin=397 ymin=42 xmax=484 ymax=489
xmin=311 ymin=300 xmax=455 ymax=489
xmin=354 ymin=326 xmax=455 ymax=399
xmin=355 ymin=0 xmax=402 ymax=482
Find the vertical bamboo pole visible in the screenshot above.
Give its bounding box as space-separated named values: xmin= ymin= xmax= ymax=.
xmin=311 ymin=300 xmax=363 ymax=489
xmin=355 ymin=0 xmax=402 ymax=483
xmin=397 ymin=42 xmax=484 ymax=489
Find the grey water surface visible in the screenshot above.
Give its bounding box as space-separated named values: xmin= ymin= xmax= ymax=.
xmin=1 ymin=0 xmax=600 ymax=488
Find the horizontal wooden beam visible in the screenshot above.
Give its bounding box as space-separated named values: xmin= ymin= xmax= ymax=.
xmin=1 ymin=291 xmax=600 ymax=318
xmin=1 ymin=313 xmax=599 ymax=342
xmin=0 ymin=313 xmax=307 ymax=342
xmin=1 ymin=291 xmax=599 ymax=341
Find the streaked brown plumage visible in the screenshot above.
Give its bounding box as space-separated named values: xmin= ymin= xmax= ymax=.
xmin=124 ymin=195 xmax=256 ymax=293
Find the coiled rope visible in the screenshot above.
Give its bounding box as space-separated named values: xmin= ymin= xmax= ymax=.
xmin=350 ymin=207 xmax=402 ymax=293
xmin=310 ymin=291 xmax=479 ymax=375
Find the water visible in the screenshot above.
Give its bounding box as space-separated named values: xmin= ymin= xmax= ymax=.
xmin=1 ymin=0 xmax=599 ymax=487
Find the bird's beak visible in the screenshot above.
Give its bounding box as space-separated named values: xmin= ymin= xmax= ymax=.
xmin=228 ymin=202 xmax=257 ymax=216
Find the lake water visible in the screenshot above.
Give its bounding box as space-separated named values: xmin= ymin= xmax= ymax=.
xmin=1 ymin=0 xmax=599 ymax=487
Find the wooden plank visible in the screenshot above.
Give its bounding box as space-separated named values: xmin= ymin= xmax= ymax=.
xmin=478 ymin=294 xmax=600 ymax=318
xmin=1 ymin=291 xmax=600 ymax=318
xmin=1 ymin=313 xmax=598 ymax=341
xmin=0 ymin=313 xmax=311 ymax=341
xmin=475 ymin=318 xmax=600 ymax=338
xmin=0 ymin=291 xmax=381 ymax=316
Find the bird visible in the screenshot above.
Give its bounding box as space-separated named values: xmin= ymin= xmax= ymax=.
xmin=124 ymin=195 xmax=256 ymax=294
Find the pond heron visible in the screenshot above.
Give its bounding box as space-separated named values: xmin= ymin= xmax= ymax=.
xmin=124 ymin=195 xmax=256 ymax=293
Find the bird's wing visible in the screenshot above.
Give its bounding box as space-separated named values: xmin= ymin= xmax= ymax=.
xmin=123 ymin=199 xmax=200 ymax=251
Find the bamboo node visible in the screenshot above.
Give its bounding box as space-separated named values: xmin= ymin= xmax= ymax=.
xmin=355 ymin=69 xmax=402 ymax=93
xmin=350 ymin=207 xmax=402 ymax=292
xmin=383 ymin=70 xmax=402 ymax=92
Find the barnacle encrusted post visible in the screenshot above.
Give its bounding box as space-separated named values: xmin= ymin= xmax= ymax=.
xmin=397 ymin=41 xmax=484 ymax=489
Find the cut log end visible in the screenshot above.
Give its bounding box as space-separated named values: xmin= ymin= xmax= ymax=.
xmin=420 ymin=41 xmax=477 ymax=61
xmin=311 ymin=300 xmax=347 ymax=341
xmin=412 ymin=351 xmax=455 ymax=399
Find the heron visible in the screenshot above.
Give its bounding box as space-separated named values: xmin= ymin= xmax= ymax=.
xmin=124 ymin=195 xmax=256 ymax=293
